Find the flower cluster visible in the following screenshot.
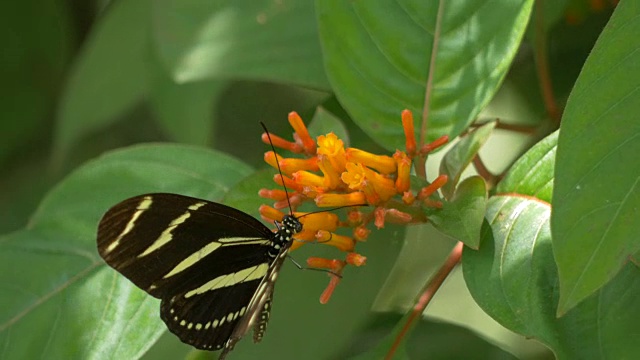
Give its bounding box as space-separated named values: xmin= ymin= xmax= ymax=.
xmin=260 ymin=110 xmax=448 ymax=303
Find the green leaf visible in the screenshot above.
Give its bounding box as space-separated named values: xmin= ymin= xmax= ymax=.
xmin=463 ymin=195 xmax=640 ymax=359
xmin=317 ymin=0 xmax=534 ymax=150
xmin=0 ymin=144 xmax=252 ymax=358
xmin=151 ymin=0 xmax=330 ymax=89
xmin=551 ymin=1 xmax=640 ymax=314
xmin=148 ymin=55 xmax=225 ymax=146
xmin=54 ymin=0 xmax=151 ymax=161
xmin=497 ymin=131 xmax=557 ymax=203
xmin=430 ymin=176 xmax=488 ymax=249
xmin=439 ymin=121 xmax=496 ymax=199
xmin=0 ymin=0 xmax=71 ymax=165
xmin=340 ymin=313 xmax=516 ymax=360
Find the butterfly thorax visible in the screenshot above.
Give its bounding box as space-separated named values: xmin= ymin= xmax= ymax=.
xmin=268 ymin=215 xmax=302 ymax=258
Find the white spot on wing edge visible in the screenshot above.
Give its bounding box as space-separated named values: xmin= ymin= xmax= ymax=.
xmin=105 ymin=196 xmax=153 ymax=253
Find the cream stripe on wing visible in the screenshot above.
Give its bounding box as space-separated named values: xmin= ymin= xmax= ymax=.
xmin=138 ymin=202 xmax=206 ymax=257
xmin=105 ymin=196 xmax=153 ymax=254
xmin=162 ymin=237 xmax=270 ymax=279
xmin=184 ymin=263 xmax=269 ymax=298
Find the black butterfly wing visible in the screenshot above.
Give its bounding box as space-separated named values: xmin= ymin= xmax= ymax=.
xmin=97 ymin=193 xmax=276 ymax=350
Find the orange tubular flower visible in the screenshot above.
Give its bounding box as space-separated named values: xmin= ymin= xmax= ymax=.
xmin=296 ymin=212 xmax=339 ymax=232
xmin=394 ymin=150 xmax=411 ymax=193
xmin=316 ymin=230 xmax=355 ymax=252
xmin=259 ymin=109 xmax=453 ymax=304
xmin=315 ymin=192 xmax=367 ymax=207
xmin=288 ymin=112 xmax=316 ymax=155
xmin=262 ymin=132 xmax=303 ymax=153
xmin=317 ymin=154 xmax=341 ymax=190
xmin=346 ymin=148 xmax=397 ymax=174
xmin=401 ymin=109 xmax=417 ymax=156
xmin=292 ymin=170 xmax=325 ymax=188
xmin=418 ymin=174 xmax=448 ymax=199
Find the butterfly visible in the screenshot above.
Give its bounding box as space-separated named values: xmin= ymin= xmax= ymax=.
xmin=97 ymin=123 xmax=303 ymax=358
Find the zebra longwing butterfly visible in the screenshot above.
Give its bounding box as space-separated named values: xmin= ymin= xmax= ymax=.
xmin=97 ymin=123 xmax=304 ymax=358
xmin=97 ymin=193 xmax=301 ymax=358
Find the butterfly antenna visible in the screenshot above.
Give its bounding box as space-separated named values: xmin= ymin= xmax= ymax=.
xmin=261 ymin=122 xmax=294 ymax=215
xmin=296 ymin=204 xmax=369 ymax=219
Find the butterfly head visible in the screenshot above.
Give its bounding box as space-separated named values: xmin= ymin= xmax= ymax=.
xmin=282 ymin=214 xmax=303 ymax=234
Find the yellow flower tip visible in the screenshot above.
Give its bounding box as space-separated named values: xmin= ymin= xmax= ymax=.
xmin=394 ymin=150 xmax=412 ymax=193
xmin=341 ymin=162 xmax=366 ymax=190
xmin=374 ymin=207 xmax=386 ymax=229
xmin=292 ymin=170 xmax=325 ymax=188
xmin=297 ymin=212 xmax=339 ymax=232
xmin=317 ymin=154 xmax=342 ymax=189
xmin=316 ymin=231 xmax=355 ymax=252
xmin=288 ymin=112 xmax=316 ymax=155
xmin=420 ymin=135 xmax=449 ymax=155
xmin=346 ymin=252 xmax=367 ymax=267
xmin=353 ymin=225 xmax=370 ymax=241
xmin=317 ymin=133 xmax=345 ymax=157
xmin=280 ymin=156 xmax=319 ymax=174
xmin=402 ymin=191 xmax=416 ymax=205
xmin=315 ymin=192 xmax=367 ymax=207
xmin=262 ymin=132 xmax=303 ymax=153
xmin=319 ymin=272 xmax=342 ymax=304
xmin=386 ymin=209 xmax=412 ymax=224
xmin=401 ymin=110 xmax=417 ymax=155
xmin=259 ymin=205 xmax=284 ymax=222
xmin=418 ymin=174 xmax=448 ymax=199
xmin=346 ymin=148 xmax=397 ymax=174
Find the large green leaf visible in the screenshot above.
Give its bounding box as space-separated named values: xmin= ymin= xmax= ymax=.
xmin=0 ymin=144 xmax=252 ymax=359
xmin=317 ymin=0 xmax=534 ymax=150
xmin=551 ymin=0 xmax=640 ymax=314
xmin=54 ymin=0 xmax=152 ymax=160
xmin=151 ymin=0 xmax=330 ymax=89
xmin=497 ymin=131 xmax=557 ymax=203
xmin=464 ymin=195 xmax=640 ymax=359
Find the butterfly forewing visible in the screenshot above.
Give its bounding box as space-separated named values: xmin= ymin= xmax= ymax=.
xmin=97 ymin=193 xmax=282 ymax=351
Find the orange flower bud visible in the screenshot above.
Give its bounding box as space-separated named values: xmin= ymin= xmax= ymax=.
xmin=394 ymin=150 xmax=411 ymax=193
xmin=402 ymin=191 xmax=416 ymax=205
xmin=261 ymin=132 xmax=303 ymax=153
xmin=288 ymin=112 xmax=316 ymax=155
xmin=315 ymin=192 xmax=367 ymax=207
xmin=259 ymin=188 xmax=288 ymax=201
xmin=418 ymin=175 xmax=448 ymax=199
xmin=346 ymin=252 xmax=367 ymax=267
xmin=374 ymin=207 xmax=386 ymax=229
xmin=420 ymin=135 xmax=449 ymax=155
xmin=306 ymin=257 xmax=335 ymax=269
xmin=259 ymin=205 xmax=284 ymax=222
xmin=273 ymin=174 xmax=304 ymax=193
xmin=320 ymin=274 xmax=341 ymax=304
xmin=385 ymin=209 xmax=412 ymax=224
xmin=353 ymin=225 xmax=370 ymax=241
xmin=346 ymin=148 xmax=396 ymax=174
xmin=401 ymin=109 xmax=417 ymax=155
